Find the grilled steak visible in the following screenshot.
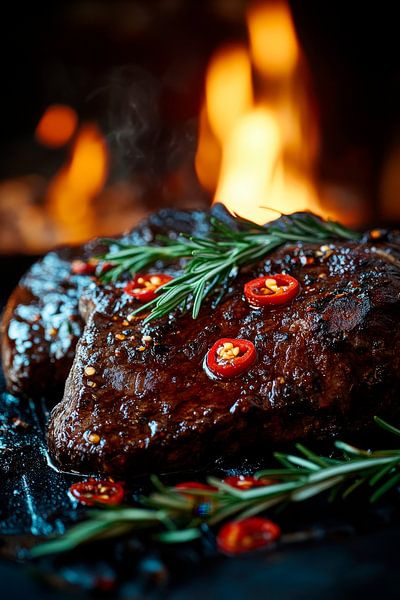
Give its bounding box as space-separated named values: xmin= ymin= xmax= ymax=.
xmin=46 ymin=214 xmax=400 ymax=476
xmin=0 ymin=248 xmax=86 ymax=397
xmin=2 ymin=207 xmax=400 ymax=476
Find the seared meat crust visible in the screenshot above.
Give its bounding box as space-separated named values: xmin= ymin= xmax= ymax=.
xmin=47 ymin=217 xmax=400 ymax=476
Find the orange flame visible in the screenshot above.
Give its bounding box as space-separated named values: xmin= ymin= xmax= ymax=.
xmin=195 ymin=44 xmax=253 ymax=193
xmin=195 ymin=0 xmax=333 ymax=224
xmin=46 ymin=124 xmax=108 ymax=243
xmin=35 ymin=104 xmax=78 ymax=148
xmin=248 ymin=0 xmax=299 ymax=78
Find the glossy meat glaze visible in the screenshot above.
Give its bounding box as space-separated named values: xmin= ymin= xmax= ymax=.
xmin=44 ymin=213 xmax=400 ymax=476
xmin=0 ymin=246 xmax=85 ymax=397
xmin=2 ymin=208 xmax=400 ymax=475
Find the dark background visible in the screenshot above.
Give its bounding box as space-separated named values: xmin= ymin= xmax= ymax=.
xmin=1 ymin=0 xmax=400 ymax=214
xmin=1 ymin=6 xmax=400 ymax=595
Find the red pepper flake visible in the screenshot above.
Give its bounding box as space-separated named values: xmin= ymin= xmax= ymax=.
xmin=370 ymin=229 xmax=383 ymax=240
xmin=217 ymin=517 xmax=281 ymax=555
xmin=124 ymin=274 xmax=173 ymax=303
xmin=205 ymin=338 xmax=256 ymax=379
xmin=69 ymin=479 xmax=124 ymax=506
xmin=300 ymin=255 xmax=315 ymax=266
xmin=244 ymin=274 xmax=299 ymax=308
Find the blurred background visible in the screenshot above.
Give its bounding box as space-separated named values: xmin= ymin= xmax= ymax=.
xmin=1 ymin=0 xmax=400 ymax=254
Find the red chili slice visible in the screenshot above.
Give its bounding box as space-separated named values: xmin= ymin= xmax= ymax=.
xmin=217 ymin=517 xmax=281 ymax=555
xmin=71 ymin=259 xmax=97 ymax=276
xmin=223 ymin=476 xmax=277 ymax=490
xmin=71 ymin=259 xmax=113 ymax=276
xmin=69 ymin=479 xmax=124 ymax=506
xmin=205 ymin=338 xmax=256 ymax=379
xmin=124 ymin=273 xmax=173 ymax=303
xmin=244 ymin=273 xmax=299 ymax=308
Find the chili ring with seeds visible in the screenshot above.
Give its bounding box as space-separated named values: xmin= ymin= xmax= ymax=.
xmin=204 ymin=338 xmax=257 ymax=379
xmin=69 ymin=479 xmax=125 ymax=506
xmin=124 ymin=273 xmax=173 ymax=303
xmin=244 ymin=273 xmax=299 ymax=308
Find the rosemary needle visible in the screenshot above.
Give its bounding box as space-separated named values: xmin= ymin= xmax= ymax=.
xmin=31 ymin=417 xmax=400 ymax=557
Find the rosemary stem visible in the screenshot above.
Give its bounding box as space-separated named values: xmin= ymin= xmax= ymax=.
xmin=98 ymin=213 xmax=360 ymax=322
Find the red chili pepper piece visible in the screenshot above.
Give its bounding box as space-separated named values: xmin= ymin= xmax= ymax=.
xmin=205 ymin=338 xmax=256 ymax=379
xmin=124 ymin=273 xmax=173 ymax=303
xmin=69 ymin=479 xmax=124 ymax=506
xmin=217 ymin=517 xmax=281 ymax=555
xmin=223 ymin=476 xmax=277 ymax=490
xmin=71 ymin=259 xmax=97 ymax=276
xmin=71 ymin=259 xmax=113 ymax=276
xmin=244 ymin=273 xmax=299 ymax=308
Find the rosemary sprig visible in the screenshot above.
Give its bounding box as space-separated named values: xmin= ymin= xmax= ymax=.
xmin=99 ymin=212 xmax=360 ymax=323
xmin=31 ymin=417 xmax=400 ymax=557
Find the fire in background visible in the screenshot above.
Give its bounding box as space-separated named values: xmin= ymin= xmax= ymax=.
xmin=1 ymin=0 xmax=399 ymax=254
xmin=196 ymin=0 xmax=322 ymax=224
